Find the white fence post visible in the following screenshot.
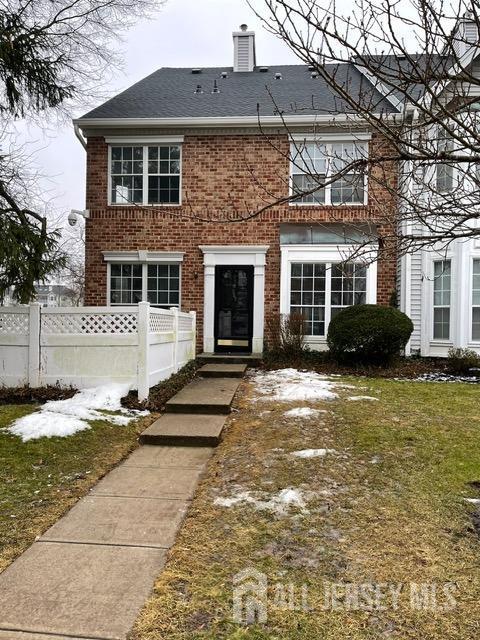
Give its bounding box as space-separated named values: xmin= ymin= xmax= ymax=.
xmin=171 ymin=307 xmax=179 ymax=373
xmin=28 ymin=303 xmax=41 ymax=388
xmin=190 ymin=310 xmax=197 ymax=358
xmin=137 ymin=302 xmax=150 ymax=401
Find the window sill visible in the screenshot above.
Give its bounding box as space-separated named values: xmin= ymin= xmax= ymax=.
xmin=288 ymin=201 xmax=368 ymax=207
xmin=107 ymin=203 xmax=182 ymax=208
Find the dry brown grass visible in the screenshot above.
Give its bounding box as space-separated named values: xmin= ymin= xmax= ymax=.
xmin=132 ymin=373 xmax=480 ymax=640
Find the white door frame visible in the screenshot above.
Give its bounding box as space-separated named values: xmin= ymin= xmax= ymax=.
xmin=199 ymin=245 xmax=269 ymax=354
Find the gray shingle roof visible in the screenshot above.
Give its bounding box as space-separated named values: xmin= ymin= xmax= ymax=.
xmin=79 ymin=64 xmax=398 ymax=120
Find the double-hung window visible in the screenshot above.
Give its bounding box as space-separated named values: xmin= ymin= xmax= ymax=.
xmin=289 ymin=262 xmax=367 ymax=336
xmin=110 ymin=144 xmax=181 ymax=205
xmin=291 ymin=139 xmax=367 ymax=205
xmin=433 ymin=260 xmax=451 ymax=340
xmin=110 ymin=262 xmax=180 ymax=308
xmin=472 ymin=259 xmax=480 ymax=340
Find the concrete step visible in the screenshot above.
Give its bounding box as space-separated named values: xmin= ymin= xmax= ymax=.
xmin=198 ymin=363 xmax=247 ymax=378
xmin=165 ymin=376 xmax=240 ymax=415
xmin=140 ymin=413 xmax=226 ymax=447
xmin=198 ymin=352 xmax=262 ymax=365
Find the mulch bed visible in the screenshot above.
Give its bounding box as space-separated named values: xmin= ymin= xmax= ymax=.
xmin=260 ymin=350 xmax=451 ymax=379
xmin=0 ymin=385 xmax=77 ymax=405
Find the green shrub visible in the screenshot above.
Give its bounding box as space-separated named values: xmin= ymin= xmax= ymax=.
xmin=327 ymin=304 xmax=413 ymax=365
xmin=446 ymin=348 xmax=480 ymax=374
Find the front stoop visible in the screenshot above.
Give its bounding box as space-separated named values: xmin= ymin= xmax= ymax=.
xmin=165 ymin=376 xmax=241 ymax=415
xmin=198 ymin=352 xmax=262 ymax=365
xmin=198 ymin=363 xmax=247 ymax=378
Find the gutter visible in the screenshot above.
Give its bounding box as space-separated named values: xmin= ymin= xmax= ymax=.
xmin=73 ymin=112 xmax=401 ymax=131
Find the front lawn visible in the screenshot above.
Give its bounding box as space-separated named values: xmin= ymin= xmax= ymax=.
xmin=0 ymin=403 xmax=149 ymax=572
xmin=132 ymin=372 xmax=480 ymax=640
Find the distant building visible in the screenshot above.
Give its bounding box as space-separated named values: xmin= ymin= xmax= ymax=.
xmin=2 ymin=284 xmax=78 ymax=307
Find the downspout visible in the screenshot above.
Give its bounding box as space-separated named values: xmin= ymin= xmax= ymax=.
xmin=74 ymin=123 xmax=87 ymax=150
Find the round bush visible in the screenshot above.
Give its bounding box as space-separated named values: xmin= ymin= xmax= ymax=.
xmin=327 ymin=304 xmax=413 ymax=364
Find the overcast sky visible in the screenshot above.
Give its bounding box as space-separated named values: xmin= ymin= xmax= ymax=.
xmin=25 ymin=0 xmax=299 ymax=224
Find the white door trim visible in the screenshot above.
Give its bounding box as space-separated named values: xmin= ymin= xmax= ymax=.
xmin=199 ymin=245 xmax=269 ymax=353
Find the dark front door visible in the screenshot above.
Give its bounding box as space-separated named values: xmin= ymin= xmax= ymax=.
xmin=214 ymin=266 xmax=254 ymax=353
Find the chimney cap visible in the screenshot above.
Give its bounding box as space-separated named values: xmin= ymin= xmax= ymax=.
xmin=240 ymin=23 xmax=248 ymax=31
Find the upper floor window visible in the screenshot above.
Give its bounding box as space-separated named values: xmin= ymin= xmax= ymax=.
xmin=110 ymin=144 xmax=181 ymax=205
xmin=436 ymin=129 xmax=454 ymax=193
xmin=291 ymin=139 xmax=367 ymax=205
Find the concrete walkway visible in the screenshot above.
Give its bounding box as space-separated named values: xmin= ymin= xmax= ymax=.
xmin=0 ymin=364 xmax=245 ymax=640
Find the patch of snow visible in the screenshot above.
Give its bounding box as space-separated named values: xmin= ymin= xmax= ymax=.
xmin=464 ymin=498 xmax=480 ymax=504
xmin=291 ymin=448 xmax=335 ymax=458
xmin=396 ymin=373 xmax=480 ymax=384
xmin=283 ymin=407 xmax=327 ymax=419
xmin=254 ymin=369 xmax=351 ymax=402
xmin=214 ymin=486 xmax=310 ymax=515
xmin=9 ymin=383 xmax=147 ymax=442
xmin=347 ymin=395 xmax=379 ymax=402
xmin=370 ymin=455 xmax=382 ymax=464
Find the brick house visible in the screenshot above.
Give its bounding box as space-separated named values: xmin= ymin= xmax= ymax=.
xmin=75 ymin=26 xmax=398 ymax=355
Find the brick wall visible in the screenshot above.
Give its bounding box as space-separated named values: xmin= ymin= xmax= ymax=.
xmin=84 ymin=132 xmax=397 ymax=350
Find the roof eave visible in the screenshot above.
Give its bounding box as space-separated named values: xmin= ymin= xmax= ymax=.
xmin=73 ymin=113 xmax=399 ymax=131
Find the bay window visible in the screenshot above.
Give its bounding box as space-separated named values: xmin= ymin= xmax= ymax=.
xmin=472 ymin=259 xmax=480 ymax=340
xmin=289 ymin=261 xmax=368 ymax=336
xmin=110 ymin=143 xmax=181 ymax=205
xmin=291 ymin=138 xmax=367 ymax=205
xmin=433 ymin=260 xmax=451 ymax=339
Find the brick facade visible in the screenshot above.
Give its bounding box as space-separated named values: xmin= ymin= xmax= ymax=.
xmin=84 ymin=132 xmax=397 ymax=351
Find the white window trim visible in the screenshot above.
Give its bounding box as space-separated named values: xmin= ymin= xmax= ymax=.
xmin=470 ymin=256 xmax=480 ymax=344
xmin=104 ymin=251 xmax=183 ymax=307
xmin=289 ymin=136 xmax=369 ymax=207
xmin=107 ymin=143 xmax=182 ymax=207
xmin=280 ymin=244 xmax=377 ymax=346
xmin=431 ymin=258 xmax=452 ymax=342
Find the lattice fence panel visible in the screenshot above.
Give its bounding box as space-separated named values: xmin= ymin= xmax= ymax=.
xmin=0 ymin=313 xmax=29 ymax=335
xmin=150 ymin=311 xmax=174 ymax=333
xmin=178 ymin=314 xmax=193 ymax=332
xmin=42 ymin=312 xmax=138 ymax=335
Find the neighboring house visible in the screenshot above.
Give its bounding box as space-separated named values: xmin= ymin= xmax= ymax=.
xmin=397 ymin=15 xmax=480 ymax=357
xmin=35 ymin=284 xmax=79 ymax=307
xmin=75 ymin=25 xmax=398 ymax=355
xmin=1 ymin=284 xmax=78 ymax=307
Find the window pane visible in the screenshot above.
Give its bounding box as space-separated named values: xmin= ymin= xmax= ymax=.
xmin=473 ymin=260 xmax=480 ymax=340
xmin=145 ymin=263 xmax=181 ymax=307
xmin=330 ymin=263 xmax=367 ymax=313
xmin=433 ymin=260 xmax=451 ymax=339
xmin=473 ymin=308 xmax=480 ymax=341
xmin=292 ymin=173 xmax=325 ymax=204
xmin=289 ymin=262 xmax=326 ymax=335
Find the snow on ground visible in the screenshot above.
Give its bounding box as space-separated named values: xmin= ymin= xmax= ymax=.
xmin=214 ymin=487 xmax=310 ymax=515
xmin=291 ymin=448 xmax=336 ymax=458
xmin=283 ymin=407 xmax=328 ymax=419
xmin=347 ymin=395 xmax=379 ymax=402
xmin=254 ymin=368 xmax=352 ymax=402
xmin=8 ymin=384 xmax=147 ymax=442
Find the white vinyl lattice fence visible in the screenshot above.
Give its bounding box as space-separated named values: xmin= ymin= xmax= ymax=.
xmin=0 ymin=302 xmax=196 ymax=400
